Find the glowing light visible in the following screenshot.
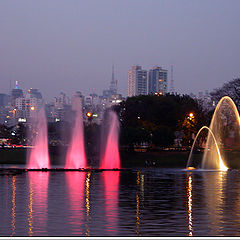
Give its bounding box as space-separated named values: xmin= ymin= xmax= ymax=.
xmin=136 ymin=171 xmax=140 ymax=185
xmin=187 ymin=126 xmax=228 ymax=171
xmin=28 ymin=108 xmax=50 ymax=169
xmin=28 ymin=181 xmax=33 ymax=236
xmin=65 ymin=97 xmax=87 ymax=169
xmin=30 ymin=106 xmax=35 ymax=111
xmin=18 ymin=118 xmax=26 ymax=123
xmin=85 ymin=172 xmax=91 ymax=236
xmin=136 ymin=193 xmax=140 ymax=235
xmin=187 ymin=175 xmax=193 ymax=236
xmin=189 ymin=113 xmax=194 ymax=118
xmin=86 ymin=112 xmax=92 ymax=118
xmin=186 ymin=167 xmax=196 ymax=170
xmin=85 ymin=172 xmax=91 ymax=217
xmin=101 ymin=111 xmax=121 ymax=169
xmin=202 ymin=96 xmax=239 ymax=171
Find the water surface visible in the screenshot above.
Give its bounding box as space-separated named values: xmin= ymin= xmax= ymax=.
xmin=0 ymin=168 xmax=239 ymax=236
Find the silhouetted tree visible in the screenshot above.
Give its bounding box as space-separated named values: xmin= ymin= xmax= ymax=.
xmin=116 ymin=94 xmax=207 ymax=148
xmin=210 ymin=78 xmax=240 ymax=110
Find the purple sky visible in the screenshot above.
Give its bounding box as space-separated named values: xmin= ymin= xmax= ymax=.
xmin=0 ymin=0 xmax=240 ymax=100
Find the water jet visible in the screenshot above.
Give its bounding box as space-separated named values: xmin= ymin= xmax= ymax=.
xmin=187 ymin=96 xmax=240 ymax=171
xmin=27 ymin=107 xmax=50 ymax=169
xmin=100 ymin=111 xmax=121 ymax=169
xmin=65 ymin=97 xmax=87 ymax=169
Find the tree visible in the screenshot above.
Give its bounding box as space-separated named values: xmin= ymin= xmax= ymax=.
xmin=116 ymin=94 xmax=206 ymax=148
xmin=210 ymin=78 xmax=240 ymax=110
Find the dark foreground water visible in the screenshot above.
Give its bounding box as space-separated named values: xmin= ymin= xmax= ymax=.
xmin=0 ymin=167 xmax=240 ymax=237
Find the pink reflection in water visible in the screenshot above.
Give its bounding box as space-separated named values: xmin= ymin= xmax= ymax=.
xmin=65 ymin=97 xmax=87 ymax=169
xmin=28 ymin=172 xmax=49 ymax=236
xmin=101 ymin=111 xmax=121 ymax=169
xmin=66 ymin=172 xmax=85 ymax=235
xmin=28 ymin=108 xmax=50 ymax=169
xmin=104 ymin=172 xmax=119 ymax=232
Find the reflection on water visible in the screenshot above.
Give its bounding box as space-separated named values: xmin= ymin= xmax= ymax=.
xmin=11 ymin=176 xmax=16 ymax=237
xmin=66 ymin=172 xmax=85 ymax=235
xmin=2 ymin=169 xmax=240 ymax=236
xmin=135 ymin=171 xmax=141 ymax=235
xmin=203 ymin=171 xmax=226 ymax=235
xmin=28 ymin=172 xmax=49 ymax=236
xmin=28 ymin=181 xmax=33 ymax=236
xmin=103 ymin=171 xmax=119 ymax=234
xmin=186 ymin=174 xmax=193 ymax=236
xmin=85 ymin=172 xmax=91 ymax=236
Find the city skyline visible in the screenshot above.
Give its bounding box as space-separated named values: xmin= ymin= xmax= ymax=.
xmin=0 ymin=0 xmax=240 ymax=100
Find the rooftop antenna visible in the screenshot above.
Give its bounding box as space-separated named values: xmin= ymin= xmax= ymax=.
xmin=169 ymin=65 xmax=175 ymax=94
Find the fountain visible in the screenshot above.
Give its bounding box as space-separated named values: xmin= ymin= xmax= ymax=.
xmin=187 ymin=126 xmax=226 ymax=170
xmin=27 ymin=107 xmax=50 ymax=169
xmin=187 ymin=96 xmax=240 ymax=171
xmin=100 ymin=110 xmax=121 ymax=169
xmin=65 ymin=97 xmax=87 ymax=169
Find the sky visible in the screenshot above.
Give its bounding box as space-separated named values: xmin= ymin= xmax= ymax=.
xmin=0 ymin=0 xmax=240 ymax=100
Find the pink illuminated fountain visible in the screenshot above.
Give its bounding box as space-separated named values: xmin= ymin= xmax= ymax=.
xmin=27 ymin=107 xmax=50 ymax=169
xmin=65 ymin=97 xmax=87 ymax=169
xmin=101 ymin=111 xmax=121 ymax=169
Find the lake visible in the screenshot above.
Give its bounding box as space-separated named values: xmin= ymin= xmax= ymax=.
xmin=0 ymin=167 xmax=239 ymax=237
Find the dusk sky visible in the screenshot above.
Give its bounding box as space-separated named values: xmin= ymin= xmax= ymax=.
xmin=0 ymin=0 xmax=240 ymax=100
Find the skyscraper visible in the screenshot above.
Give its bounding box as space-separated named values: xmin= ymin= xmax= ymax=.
xmin=128 ymin=65 xmax=147 ymax=97
xmin=148 ymin=66 xmax=168 ymax=95
xmin=11 ymin=81 xmax=23 ymax=106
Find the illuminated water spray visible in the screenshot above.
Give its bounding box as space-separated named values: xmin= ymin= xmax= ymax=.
xmin=187 ymin=126 xmax=227 ymax=171
xmin=27 ymin=107 xmax=50 ymax=169
xmin=101 ymin=111 xmax=121 ymax=169
xmin=65 ymin=97 xmax=87 ymax=169
xmin=187 ymin=96 xmax=240 ymax=171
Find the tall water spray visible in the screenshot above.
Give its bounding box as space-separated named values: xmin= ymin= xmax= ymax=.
xmin=27 ymin=107 xmax=50 ymax=169
xmin=101 ymin=111 xmax=121 ymax=169
xmin=187 ymin=96 xmax=240 ymax=170
xmin=65 ymin=97 xmax=87 ymax=169
xmin=202 ymin=96 xmax=240 ymax=170
xmin=187 ymin=126 xmax=224 ymax=169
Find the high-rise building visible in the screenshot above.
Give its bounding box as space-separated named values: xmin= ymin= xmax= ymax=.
xmin=148 ymin=66 xmax=168 ymax=95
xmin=11 ymin=81 xmax=23 ymax=106
xmin=54 ymin=92 xmax=69 ymax=109
xmin=128 ymin=65 xmax=147 ymax=97
xmin=26 ymin=88 xmax=42 ymax=99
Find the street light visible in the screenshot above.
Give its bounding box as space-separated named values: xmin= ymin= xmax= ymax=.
xmin=86 ymin=112 xmax=92 ymax=118
xmin=188 ymin=112 xmax=194 ymax=121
